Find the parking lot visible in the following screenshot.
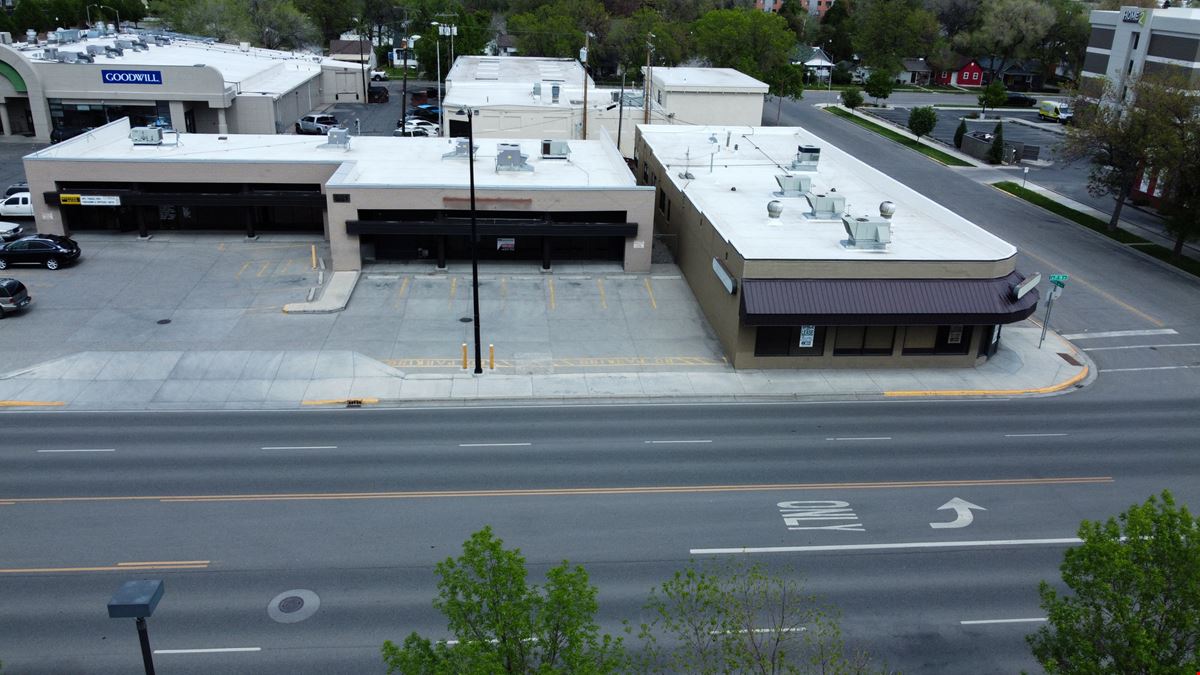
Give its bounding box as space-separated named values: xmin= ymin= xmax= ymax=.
xmin=1 ymin=230 xmax=724 ymax=378
xmin=865 ymin=106 xmax=1065 ymax=160
xmin=317 ymin=77 xmax=439 ymax=137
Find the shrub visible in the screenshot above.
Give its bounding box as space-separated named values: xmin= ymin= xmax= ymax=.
xmin=907 ymin=106 xmax=937 ymax=141
xmin=987 ymin=122 xmax=1005 ymax=164
xmin=954 ymin=119 xmax=967 ymax=148
xmin=841 ymin=87 xmax=863 ymax=110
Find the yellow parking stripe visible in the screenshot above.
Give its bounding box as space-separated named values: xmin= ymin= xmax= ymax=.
xmin=644 ymin=277 xmax=657 ymax=309
xmin=597 ymin=278 xmax=607 ymax=309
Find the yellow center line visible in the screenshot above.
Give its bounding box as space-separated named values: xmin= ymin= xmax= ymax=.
xmin=597 ymin=278 xmax=608 ymax=309
xmin=644 ymin=277 xmax=657 ymax=310
xmin=2 ymin=476 xmax=1113 ymax=506
xmin=118 ymin=560 xmax=210 ymax=566
xmin=0 ymin=562 xmax=210 ymax=575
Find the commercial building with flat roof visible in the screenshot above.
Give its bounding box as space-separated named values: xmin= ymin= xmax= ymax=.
xmin=1084 ymin=7 xmax=1200 ymax=91
xmin=24 ymin=118 xmax=654 ymax=273
xmin=0 ymin=27 xmax=365 ymax=142
xmin=634 ymin=124 xmax=1038 ymax=369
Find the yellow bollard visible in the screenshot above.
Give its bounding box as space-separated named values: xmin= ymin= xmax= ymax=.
xmin=462 ymin=343 xmax=468 ymax=370
xmin=489 ymin=344 xmax=495 ymax=370
xmin=310 ymin=244 xmax=317 ymax=270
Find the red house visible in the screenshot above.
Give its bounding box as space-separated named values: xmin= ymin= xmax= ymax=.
xmin=935 ymin=59 xmax=984 ymax=87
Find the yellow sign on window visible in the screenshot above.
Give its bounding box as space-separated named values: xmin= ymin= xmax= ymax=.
xmin=59 ymin=194 xmax=81 ymax=205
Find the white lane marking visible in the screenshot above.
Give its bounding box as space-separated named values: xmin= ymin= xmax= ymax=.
xmin=1004 ymin=433 xmax=1067 ymax=438
xmin=960 ymin=618 xmax=1047 ymax=625
xmin=646 ymin=439 xmax=713 ymax=444
xmin=1083 ymin=342 xmax=1200 ymax=351
xmin=1061 ymin=329 xmax=1177 ymax=339
xmin=690 ymin=537 xmax=1082 ymax=555
xmin=261 ymin=446 xmax=338 ymax=450
xmin=826 ymin=437 xmax=891 ymax=441
xmin=459 ymin=442 xmax=532 ymax=447
xmin=1101 ymin=365 xmax=1200 ymax=373
xmin=154 ymin=647 xmax=262 ymax=654
xmin=36 ymin=448 xmax=115 ymax=453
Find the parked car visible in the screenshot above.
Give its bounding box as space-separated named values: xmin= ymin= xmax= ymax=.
xmin=405 ymin=105 xmax=441 ymax=122
xmin=295 ymin=113 xmax=340 ymax=135
xmin=0 ymin=221 xmax=24 ymax=242
xmin=1004 ymin=93 xmax=1037 ymax=108
xmin=0 ymin=234 xmax=81 ymax=270
xmin=368 ymin=85 xmax=390 ymax=103
xmin=5 ymin=181 xmax=28 ymax=197
xmin=50 ymin=126 xmax=93 ymax=143
xmin=0 ymin=277 xmax=31 ymax=317
xmin=399 ymin=119 xmax=439 ymax=135
xmin=370 ymin=69 xmax=389 ymax=81
xmin=393 ymin=128 xmax=432 ymax=137
xmin=0 ymin=192 xmax=33 ymax=218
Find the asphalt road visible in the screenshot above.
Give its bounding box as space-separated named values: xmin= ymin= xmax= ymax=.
xmin=2 ymin=375 xmax=1199 ymax=673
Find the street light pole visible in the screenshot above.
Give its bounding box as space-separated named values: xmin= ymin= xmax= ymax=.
xmin=100 ymin=4 xmax=120 ymax=31
xmin=643 ymin=33 xmax=655 ymax=125
xmin=462 ymin=108 xmax=483 ymax=374
xmin=434 ymin=22 xmax=443 ymax=134
xmin=581 ymin=32 xmax=592 ymax=139
xmin=357 ymin=21 xmax=368 ymax=103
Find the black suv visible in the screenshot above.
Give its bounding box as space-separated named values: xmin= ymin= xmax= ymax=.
xmin=0 ymin=277 xmax=31 ymax=317
xmin=0 ymin=234 xmax=81 ymax=270
xmin=1004 ymin=93 xmax=1037 ymax=107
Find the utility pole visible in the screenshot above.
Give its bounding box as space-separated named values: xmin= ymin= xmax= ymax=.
xmin=399 ymin=9 xmax=410 ymax=122
xmin=581 ymin=32 xmax=593 ymax=140
xmin=643 ymin=33 xmax=655 ymax=125
xmin=617 ymin=67 xmax=625 ymax=154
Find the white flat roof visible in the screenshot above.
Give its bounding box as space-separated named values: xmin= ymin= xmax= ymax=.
xmin=649 ymin=67 xmax=769 ymax=93
xmin=447 ymin=55 xmax=588 ymax=85
xmin=28 ymin=119 xmax=639 ymax=191
xmin=637 ymin=125 xmax=1016 ymax=263
xmin=12 ymin=33 xmax=355 ymax=95
xmin=445 ymin=56 xmax=598 ymax=109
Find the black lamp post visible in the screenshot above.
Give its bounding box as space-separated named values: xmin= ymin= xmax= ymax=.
xmin=108 ymin=579 xmax=164 ymax=675
xmin=456 ymin=107 xmax=483 ymax=374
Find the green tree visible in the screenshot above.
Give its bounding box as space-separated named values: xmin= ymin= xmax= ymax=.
xmin=1138 ymin=74 xmax=1200 ymax=260
xmin=977 ymin=80 xmax=1006 ymax=116
xmin=954 ymin=119 xmax=967 ymax=148
xmin=1061 ymin=77 xmax=1155 ymax=232
xmin=247 ymin=0 xmax=316 ymax=50
xmin=987 ymin=122 xmax=1004 ymax=164
xmin=381 ymin=527 xmax=623 ymax=674
xmin=12 ymin=0 xmax=54 ymax=33
xmin=607 ymin=8 xmax=686 ymax=75
xmin=631 ymin=561 xmax=882 ymax=674
xmin=907 ymin=106 xmax=937 ymax=141
xmin=957 ymin=0 xmax=1054 ymax=82
xmin=853 ymin=0 xmax=942 ymax=73
xmin=926 ymin=0 xmax=983 ymax=37
xmin=1032 ymin=0 xmax=1090 ymax=85
xmin=1028 ymin=491 xmax=1200 ymax=673
xmin=842 ymin=87 xmax=864 ymax=110
xmin=508 ymin=0 xmax=607 ymax=60
xmin=410 ymin=8 xmax=492 ymax=80
xmin=863 ymin=69 xmax=894 ymax=105
xmin=817 ymin=0 xmax=854 ymax=63
xmin=293 ymin=0 xmax=356 ymax=45
xmin=692 ymin=8 xmax=804 ymax=100
xmin=151 ymin=0 xmax=249 ymax=43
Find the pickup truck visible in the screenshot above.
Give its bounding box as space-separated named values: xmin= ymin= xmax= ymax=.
xmin=371 ymin=69 xmax=389 ymax=81
xmin=0 ymin=192 xmax=33 ymax=218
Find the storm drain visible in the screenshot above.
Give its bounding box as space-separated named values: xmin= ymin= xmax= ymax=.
xmin=268 ymin=589 xmax=320 ymax=624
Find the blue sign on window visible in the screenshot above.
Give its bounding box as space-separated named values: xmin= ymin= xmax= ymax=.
xmin=101 ymin=69 xmax=163 ymax=85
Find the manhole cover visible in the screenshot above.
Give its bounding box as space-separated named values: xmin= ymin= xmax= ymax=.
xmin=267 ymin=589 xmax=320 ymax=624
xmin=156 ymin=319 xmax=172 ymax=325
xmin=459 ymin=317 xmax=473 ymax=323
xmin=278 ymin=596 xmax=304 ymax=613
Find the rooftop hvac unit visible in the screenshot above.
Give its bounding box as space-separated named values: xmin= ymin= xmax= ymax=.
xmin=775 ymin=174 xmax=811 ymax=196
xmin=26 ymin=29 xmax=37 ymax=44
xmin=541 ymin=139 xmax=570 ymax=158
xmin=106 ymin=46 xmax=123 ymax=56
xmin=130 ymin=126 xmax=164 ymax=145
xmin=441 ymin=137 xmax=475 ymax=159
xmin=75 ymin=53 xmax=93 ymax=63
xmin=42 ymin=47 xmax=59 ymax=60
xmin=532 ymin=82 xmax=542 ymax=98
xmin=551 ymin=83 xmax=560 ymax=103
xmin=239 ymin=41 xmax=251 ymax=52
xmin=842 ymin=213 xmax=891 ymax=249
xmin=86 ymin=44 xmax=105 ymax=56
xmin=790 ymin=145 xmax=820 ymax=171
xmin=115 ymin=39 xmax=134 ymax=50
xmin=0 ymin=32 xmax=13 ymax=46
xmin=325 ymin=127 xmax=351 ymax=149
xmin=496 ymin=143 xmax=532 ymax=172
xmin=806 ymin=190 xmax=845 ymax=218
xmin=56 ymin=29 xmax=80 ymax=43
xmin=61 ymin=51 xmax=78 ymax=63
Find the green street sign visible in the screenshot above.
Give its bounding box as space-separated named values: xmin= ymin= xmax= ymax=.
xmin=1051 ymin=279 xmax=1065 ymax=288
xmin=1049 ymin=274 xmax=1069 ymax=282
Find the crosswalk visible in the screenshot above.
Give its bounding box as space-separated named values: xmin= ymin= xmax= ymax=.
xmin=1066 ymin=327 xmax=1200 ymax=375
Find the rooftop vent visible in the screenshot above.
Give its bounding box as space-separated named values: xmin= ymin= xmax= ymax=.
xmin=767 ymin=200 xmax=783 ymax=218
xmin=541 ymin=139 xmax=570 ymax=158
xmin=551 ymin=83 xmax=560 ymax=104
xmin=26 ymin=29 xmax=37 ymax=44
xmin=0 ymin=32 xmax=13 ymax=46
xmin=842 ymin=213 xmax=891 ymax=250
xmin=75 ymin=53 xmax=94 ymax=63
xmin=61 ymin=51 xmax=78 ymax=63
xmin=441 ymin=137 xmax=475 ymax=159
xmin=130 ymin=126 xmax=163 ymax=145
xmin=115 ymin=39 xmax=134 ymax=50
xmin=42 ymin=47 xmax=58 ymax=60
xmin=496 ymin=143 xmax=532 ymax=172
xmin=775 ymin=174 xmax=811 ymax=197
xmin=532 ymin=82 xmax=541 ymax=98
xmin=323 ymin=127 xmax=351 ymax=150
xmin=86 ymin=44 xmax=105 ymax=56
xmin=806 ymin=189 xmax=845 ymax=219
xmin=790 ymin=145 xmax=820 ymax=172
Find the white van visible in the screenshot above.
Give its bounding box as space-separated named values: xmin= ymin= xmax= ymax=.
xmin=1038 ymin=100 xmax=1072 ymax=124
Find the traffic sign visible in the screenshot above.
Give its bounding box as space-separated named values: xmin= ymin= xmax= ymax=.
xmin=1049 ymin=273 xmax=1069 ymax=283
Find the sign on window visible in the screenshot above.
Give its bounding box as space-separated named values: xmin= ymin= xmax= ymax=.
xmin=799 ymin=325 xmax=816 ymax=348
xmin=947 ymin=325 xmax=964 ymax=345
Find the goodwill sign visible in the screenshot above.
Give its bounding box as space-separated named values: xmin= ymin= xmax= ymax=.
xmin=101 ymin=69 xmax=163 ymax=85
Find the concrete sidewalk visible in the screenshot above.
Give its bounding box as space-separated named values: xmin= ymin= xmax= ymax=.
xmin=0 ymin=322 xmax=1090 ymax=410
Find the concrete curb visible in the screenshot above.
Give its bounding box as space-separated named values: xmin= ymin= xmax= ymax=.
xmin=283 ymin=270 xmax=360 ymax=313
xmin=820 ymin=103 xmax=988 ymax=168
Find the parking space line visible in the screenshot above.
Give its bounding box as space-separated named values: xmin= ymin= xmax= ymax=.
xmin=644 ymin=278 xmax=657 ymax=310
xmin=449 ymin=276 xmax=458 ymax=307
xmin=500 ymin=276 xmax=509 ymax=310
xmin=277 ymin=259 xmax=291 ymax=275
xmin=256 ymin=261 xmax=271 ymax=277
xmin=548 ymin=278 xmax=556 ymax=310
xmin=597 ymin=278 xmax=607 ymax=309
xmin=236 ymin=261 xmax=251 ymax=280
xmin=393 ymin=276 xmax=409 ymax=309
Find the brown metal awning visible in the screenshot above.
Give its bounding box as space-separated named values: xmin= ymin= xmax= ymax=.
xmin=740 ymin=272 xmax=1039 ymax=326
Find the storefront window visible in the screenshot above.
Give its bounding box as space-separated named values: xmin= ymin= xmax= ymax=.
xmin=754 ymin=326 xmax=826 ymax=356
xmin=902 ymin=325 xmax=974 ymax=355
xmin=833 ymin=326 xmax=895 ymax=356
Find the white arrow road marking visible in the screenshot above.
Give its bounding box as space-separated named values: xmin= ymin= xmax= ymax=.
xmin=929 ymin=497 xmax=986 ymax=529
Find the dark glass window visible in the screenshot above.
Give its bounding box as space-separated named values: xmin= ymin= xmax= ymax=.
xmin=754 ymin=326 xmax=826 ymax=356
xmin=902 ymin=325 xmax=973 ymax=355
xmin=833 ymin=326 xmax=895 ymax=356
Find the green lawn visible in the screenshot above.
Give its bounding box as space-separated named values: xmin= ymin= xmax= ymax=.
xmin=825 ymin=107 xmax=973 ymax=167
xmin=992 ymin=181 xmax=1200 ymax=278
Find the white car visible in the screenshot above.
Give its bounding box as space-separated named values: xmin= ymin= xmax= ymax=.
xmin=0 ymin=193 xmax=33 ymax=218
xmin=403 ymin=120 xmax=440 ymax=136
xmin=371 ymin=69 xmax=389 ymax=81
xmin=0 ymin=221 xmax=24 ymax=241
